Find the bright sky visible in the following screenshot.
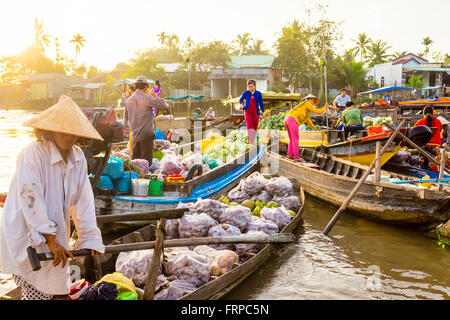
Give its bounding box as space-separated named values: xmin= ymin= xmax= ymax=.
xmin=1 ymin=0 xmax=449 ymax=71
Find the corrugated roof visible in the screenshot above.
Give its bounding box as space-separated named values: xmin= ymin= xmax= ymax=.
xmin=404 ymin=66 xmax=450 ymax=73
xmin=228 ymin=55 xmax=274 ymax=68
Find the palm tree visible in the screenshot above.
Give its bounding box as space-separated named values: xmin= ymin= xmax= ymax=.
xmin=366 ymin=40 xmax=392 ymax=67
xmin=184 ymin=37 xmax=195 ymax=54
xmin=421 ymin=37 xmax=433 ymax=59
xmin=351 ymin=33 xmax=371 ymax=62
xmin=33 ymin=18 xmax=51 ymax=53
xmin=393 ymin=51 xmax=408 ymax=59
xmin=339 ymin=59 xmax=369 ymax=96
xmin=157 ymin=32 xmax=167 ymax=46
xmin=233 ymin=33 xmax=253 ymax=55
xmin=407 ymin=75 xmax=425 ymax=89
xmin=70 ymin=33 xmax=86 ymax=67
xmin=248 ymin=39 xmax=269 ymax=55
xmin=166 ymin=34 xmax=180 ymax=50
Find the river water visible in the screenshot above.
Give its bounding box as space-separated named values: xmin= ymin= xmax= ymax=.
xmin=0 ymin=109 xmax=449 ymax=299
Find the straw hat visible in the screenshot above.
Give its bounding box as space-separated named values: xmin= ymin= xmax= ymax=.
xmin=23 ymin=95 xmax=104 ymax=141
xmin=302 ymin=94 xmax=320 ymax=106
xmin=437 ymin=116 xmax=449 ymax=125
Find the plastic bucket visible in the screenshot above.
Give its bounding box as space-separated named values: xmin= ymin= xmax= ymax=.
xmin=131 ymin=179 xmax=150 ymax=197
xmin=367 ymin=126 xmax=383 ymax=136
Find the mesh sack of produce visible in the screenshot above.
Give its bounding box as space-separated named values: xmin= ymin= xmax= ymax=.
xmin=115 ymin=250 xmax=161 ymax=288
xmin=265 ymin=176 xmax=294 ymax=197
xmin=110 ymin=151 xmax=132 ymax=160
xmin=97 ymin=175 xmax=115 ymax=190
xmin=163 ymin=247 xmax=192 ymax=260
xmin=193 ymin=199 xmax=229 ymax=221
xmin=260 ymin=206 xmax=292 ymax=230
xmin=227 ymin=188 xmax=251 ymax=204
xmin=178 ymin=213 xmax=217 ymax=238
xmin=219 ymin=205 xmax=252 ymax=232
xmin=165 ymin=250 xmax=211 ymax=287
xmin=103 ymin=157 xmax=124 ymax=180
xmin=181 ymin=153 xmax=204 ymax=171
xmin=114 ymin=171 xmax=138 ymax=194
xmin=246 ymin=217 xmax=279 ymax=234
xmin=157 ymin=218 xmax=180 ymax=240
xmin=154 ymin=278 xmax=197 ymax=300
xmin=272 ymin=195 xmax=300 ymax=211
xmin=160 ymin=154 xmax=183 ymax=175
xmin=234 ymin=230 xmax=266 ymax=258
xmin=240 ymin=172 xmax=268 ymax=196
xmin=250 ymin=190 xmax=272 ymax=203
xmin=193 ymin=245 xmax=238 ymax=277
xmin=131 ymin=159 xmax=149 ymax=175
xmin=207 ymin=224 xmax=241 ymax=250
xmin=176 ymin=201 xmax=196 ymax=214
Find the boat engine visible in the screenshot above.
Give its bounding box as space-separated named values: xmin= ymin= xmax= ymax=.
xmin=79 ymin=108 xmax=124 ymax=194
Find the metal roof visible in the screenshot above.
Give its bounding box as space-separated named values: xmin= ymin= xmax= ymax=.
xmin=403 ymin=66 xmax=450 ymax=73
xmin=359 ymin=86 xmax=412 ymax=95
xmin=228 ymin=55 xmax=275 ymax=68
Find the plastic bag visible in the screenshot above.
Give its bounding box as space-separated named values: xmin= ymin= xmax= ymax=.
xmin=158 ymin=218 xmax=180 ymax=240
xmin=193 ymin=199 xmax=228 ymax=221
xmin=160 ymin=154 xmax=183 ymax=175
xmin=241 ymin=172 xmax=268 ymax=196
xmin=97 ymin=175 xmax=115 ymax=190
xmin=193 ymin=245 xmax=238 ymax=277
xmin=227 ymin=188 xmax=251 ymax=204
xmin=207 ymin=224 xmax=241 ymax=250
xmin=176 ymin=201 xmax=196 ymax=214
xmin=250 ymin=190 xmax=272 ymax=203
xmin=234 ymin=230 xmax=266 ymax=257
xmin=181 ymin=153 xmax=204 ymax=171
xmin=153 ymin=149 xmax=165 ymax=161
xmin=131 ymin=159 xmax=149 ymax=175
xmin=178 ymin=213 xmax=217 ymax=238
xmin=260 ymin=206 xmax=292 ymax=230
xmin=203 ymin=156 xmax=219 ymax=170
xmin=265 ymin=177 xmax=294 ymax=197
xmin=272 ymin=195 xmax=300 ymax=211
xmin=165 ymin=250 xmax=211 ymax=287
xmin=219 ymin=205 xmax=252 ymax=232
xmin=115 ymin=250 xmax=160 ymax=288
xmin=155 ymin=129 xmax=165 ymax=140
xmin=103 ymin=157 xmax=124 ymax=180
xmin=114 ymin=171 xmax=138 ymax=194
xmin=154 ymin=278 xmax=197 ymax=300
xmin=246 ymin=217 xmax=279 ymax=234
xmin=149 ymin=158 xmax=160 ymax=172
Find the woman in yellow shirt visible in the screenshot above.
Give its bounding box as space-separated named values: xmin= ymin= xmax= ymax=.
xmin=284 ymin=94 xmax=329 ymax=161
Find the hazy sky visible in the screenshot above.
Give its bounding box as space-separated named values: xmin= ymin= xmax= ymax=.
xmin=1 ymin=0 xmax=449 ymax=70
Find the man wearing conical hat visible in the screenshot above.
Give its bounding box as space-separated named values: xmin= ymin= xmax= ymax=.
xmin=124 ymin=76 xmax=169 ymax=165
xmin=0 ymin=96 xmax=105 ymax=300
xmin=284 ymin=94 xmax=329 ymax=162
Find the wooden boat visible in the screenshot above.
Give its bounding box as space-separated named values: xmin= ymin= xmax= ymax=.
xmin=83 ymin=180 xmax=305 ymax=300
xmin=268 ymin=142 xmax=450 ymax=226
xmin=95 ymin=144 xmax=265 ymax=217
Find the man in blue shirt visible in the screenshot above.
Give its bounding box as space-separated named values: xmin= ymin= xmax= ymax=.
xmin=333 ymin=88 xmax=351 ymax=115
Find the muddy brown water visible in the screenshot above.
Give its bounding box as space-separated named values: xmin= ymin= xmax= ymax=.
xmin=0 ymin=110 xmax=449 ymax=299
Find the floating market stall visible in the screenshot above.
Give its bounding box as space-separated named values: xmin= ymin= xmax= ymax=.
xmin=268 ymin=142 xmax=450 ymax=226
xmin=74 ymin=173 xmax=305 ymax=300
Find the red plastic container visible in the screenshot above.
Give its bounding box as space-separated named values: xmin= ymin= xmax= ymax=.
xmin=367 ymin=126 xmax=383 ymax=136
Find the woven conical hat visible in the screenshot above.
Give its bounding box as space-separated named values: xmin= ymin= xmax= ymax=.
xmin=302 ymin=94 xmax=320 ymax=106
xmin=23 ymin=95 xmax=103 ymax=141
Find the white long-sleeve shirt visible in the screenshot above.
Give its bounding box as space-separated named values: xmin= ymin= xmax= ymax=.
xmin=0 ymin=139 xmax=104 ymax=295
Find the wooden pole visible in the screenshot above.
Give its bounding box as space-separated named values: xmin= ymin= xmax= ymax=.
xmin=374 ymin=141 xmax=381 ymax=183
xmin=143 ymin=218 xmax=166 ymax=300
xmin=322 ymin=120 xmax=406 ymax=236
xmin=439 ymin=149 xmax=446 ymax=191
xmin=96 ymin=208 xmax=188 ymax=224
xmin=386 ymin=123 xmax=450 ymax=175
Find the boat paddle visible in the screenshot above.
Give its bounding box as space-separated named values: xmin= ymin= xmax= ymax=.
xmin=27 ymin=233 xmax=296 ymax=271
xmin=322 ymin=120 xmax=406 ymax=236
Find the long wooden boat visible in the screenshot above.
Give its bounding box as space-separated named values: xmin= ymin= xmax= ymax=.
xmin=95 ymin=145 xmax=265 ymax=217
xmin=83 ymin=180 xmax=305 ymax=300
xmin=268 ymin=142 xmax=450 ymax=226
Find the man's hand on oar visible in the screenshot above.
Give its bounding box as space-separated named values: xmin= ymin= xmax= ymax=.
xmin=43 ymin=234 xmax=74 ymax=268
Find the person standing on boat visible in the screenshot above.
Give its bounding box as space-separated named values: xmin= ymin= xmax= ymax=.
xmin=0 ymin=96 xmax=105 ymax=300
xmin=239 ymin=80 xmax=265 ymax=145
xmin=332 ymin=88 xmax=351 ymax=115
xmin=284 ymin=94 xmax=329 ymax=162
xmin=125 ymin=76 xmax=169 ymax=166
xmin=150 ymin=80 xmax=162 ymax=117
xmin=341 ymin=101 xmax=364 ymax=139
xmin=437 ymin=116 xmax=449 ymax=150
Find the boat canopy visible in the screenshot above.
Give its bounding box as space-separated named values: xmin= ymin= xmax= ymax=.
xmin=166 ymin=95 xmax=204 ymax=101
xmin=359 ymin=86 xmax=412 ymax=95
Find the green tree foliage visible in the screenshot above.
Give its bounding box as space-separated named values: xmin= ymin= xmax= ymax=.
xmin=407 ymin=75 xmax=425 ymax=89
xmin=393 ymin=51 xmax=408 ymax=59
xmin=70 ymin=33 xmax=86 ymax=66
xmin=189 ymin=41 xmax=231 ymax=71
xmin=247 ymin=39 xmax=270 ymax=55
xmin=351 ymin=33 xmax=371 ymax=62
xmin=122 ymin=54 xmax=166 ymax=81
xmin=366 ymin=40 xmax=392 ymax=67
xmin=33 ymin=18 xmax=51 ymax=54
xmin=338 ymin=57 xmax=369 ymax=96
xmin=421 ymin=37 xmax=433 ymax=59
xmin=233 ymin=33 xmax=253 ymax=55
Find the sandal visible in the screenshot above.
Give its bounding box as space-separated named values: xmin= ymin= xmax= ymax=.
xmin=294 ymin=157 xmax=305 ymax=163
xmin=287 ymin=155 xmax=294 ymax=159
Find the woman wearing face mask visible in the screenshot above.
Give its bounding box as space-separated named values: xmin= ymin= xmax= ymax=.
xmin=0 ymin=95 xmax=105 ymax=300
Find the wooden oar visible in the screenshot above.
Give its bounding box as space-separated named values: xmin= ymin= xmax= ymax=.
xmin=27 ymin=233 xmax=296 ymax=271
xmin=96 ymin=208 xmax=188 ymax=224
xmin=322 ymin=119 xmax=406 ymax=236
xmin=385 ymin=123 xmax=450 ymax=176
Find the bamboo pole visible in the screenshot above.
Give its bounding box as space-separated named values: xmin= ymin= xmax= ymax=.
xmin=143 ymin=218 xmax=166 ymax=300
xmin=96 ymin=208 xmax=188 ymax=224
xmin=439 ymin=149 xmax=446 ymax=191
xmin=374 ymin=141 xmax=381 ymax=183
xmin=385 ymin=124 xmax=450 ymax=175
xmin=322 ymin=120 xmax=406 ymax=236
